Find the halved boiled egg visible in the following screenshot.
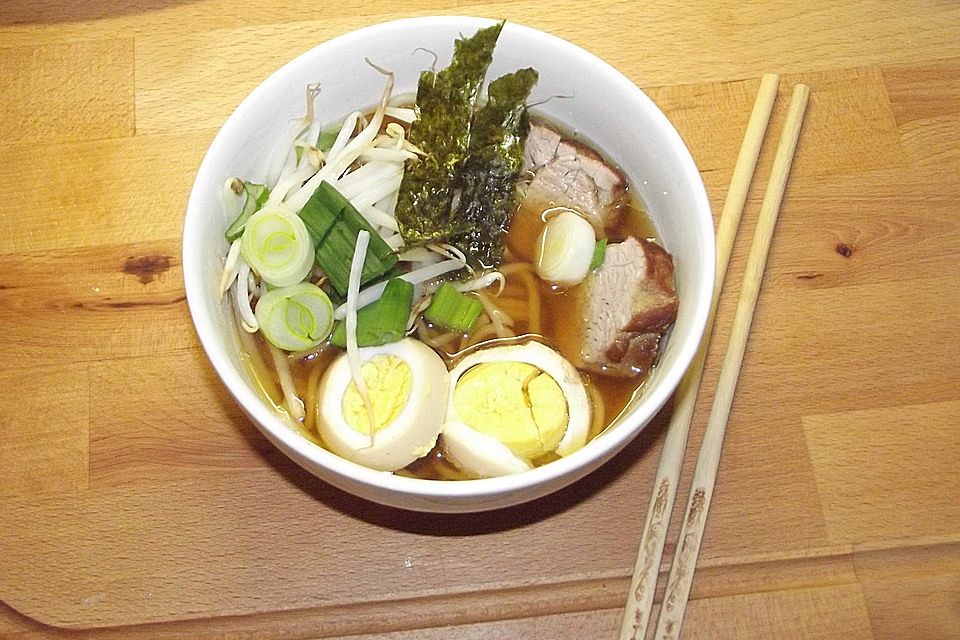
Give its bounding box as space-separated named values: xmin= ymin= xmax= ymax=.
xmin=316 ymin=338 xmax=449 ymax=472
xmin=440 ymin=341 xmax=591 ymax=478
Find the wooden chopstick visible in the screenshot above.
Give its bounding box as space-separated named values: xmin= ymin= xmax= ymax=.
xmin=652 ymin=83 xmax=811 ymax=640
xmin=618 ymin=73 xmax=780 ymax=640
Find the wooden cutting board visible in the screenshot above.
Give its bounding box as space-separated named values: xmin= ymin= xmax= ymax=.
xmin=2 ymin=2 xmax=959 ymax=638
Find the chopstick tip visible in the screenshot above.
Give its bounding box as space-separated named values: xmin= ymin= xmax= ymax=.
xmin=790 ymin=83 xmax=812 ymax=107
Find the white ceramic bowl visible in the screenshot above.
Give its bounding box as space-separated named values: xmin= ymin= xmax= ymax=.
xmin=183 ymin=16 xmax=715 ymax=512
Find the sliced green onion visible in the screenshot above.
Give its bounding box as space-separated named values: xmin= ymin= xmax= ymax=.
xmin=225 ymin=182 xmax=270 ymax=241
xmin=302 ymin=181 xmax=398 ymax=295
xmin=317 ymin=127 xmax=339 ymax=153
xmin=333 ymin=258 xmax=465 ymax=320
xmin=424 ymin=283 xmax=483 ymax=332
xmin=254 ymin=283 xmax=333 ymax=351
xmin=316 ymin=220 xmax=393 ymax=294
xmin=241 ymin=206 xmax=314 ymax=287
xmin=296 ymin=182 xmax=341 ymax=246
xmin=331 ymin=277 xmax=414 ymax=347
xmin=590 ymin=238 xmax=607 ymax=271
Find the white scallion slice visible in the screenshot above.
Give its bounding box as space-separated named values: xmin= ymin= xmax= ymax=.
xmin=240 ymin=207 xmax=314 ymax=287
xmin=254 ymin=283 xmax=334 ymax=351
xmin=534 ymin=210 xmax=597 ymax=286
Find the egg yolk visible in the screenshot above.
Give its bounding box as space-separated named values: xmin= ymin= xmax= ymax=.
xmin=342 ymin=355 xmax=412 ymax=434
xmin=453 ymin=362 xmax=568 ymax=459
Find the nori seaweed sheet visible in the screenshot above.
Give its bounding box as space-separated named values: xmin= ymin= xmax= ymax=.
xmin=395 ymin=22 xmax=503 ymax=245
xmin=449 ymin=68 xmax=538 ymax=268
xmin=395 ymin=22 xmax=538 ymax=269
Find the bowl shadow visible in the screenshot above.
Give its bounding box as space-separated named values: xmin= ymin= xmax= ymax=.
xmin=226 ymin=389 xmax=674 ymax=535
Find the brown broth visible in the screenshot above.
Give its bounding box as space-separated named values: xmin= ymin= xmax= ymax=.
xmin=514 ymin=195 xmax=660 ymax=439
xmin=237 ymin=116 xmax=668 ymax=480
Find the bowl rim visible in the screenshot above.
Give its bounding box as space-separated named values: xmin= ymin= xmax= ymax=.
xmin=183 ymin=15 xmax=715 ymax=503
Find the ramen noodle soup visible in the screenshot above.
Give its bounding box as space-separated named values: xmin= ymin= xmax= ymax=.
xmin=218 ymin=23 xmax=678 ymax=480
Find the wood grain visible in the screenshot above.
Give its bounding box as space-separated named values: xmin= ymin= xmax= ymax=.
xmin=0 ymin=39 xmax=134 ymax=145
xmin=2 ymin=133 xmax=212 ymax=254
xmin=883 ymin=58 xmax=960 ymax=168
xmin=0 ymin=364 xmax=89 ymax=496
xmin=0 ymin=241 xmax=194 ymax=369
xmin=1 ymin=1 xmax=959 ymax=639
xmin=805 ymin=400 xmax=960 ymax=544
xmin=88 ymin=350 xmax=274 ymax=486
xmin=654 ymin=83 xmax=810 ymax=640
xmin=856 ymin=541 xmax=960 ymax=640
xmin=649 ymin=67 xmax=905 ymax=185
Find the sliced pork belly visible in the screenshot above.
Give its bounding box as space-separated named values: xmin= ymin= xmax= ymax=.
xmin=523 ymin=122 xmax=562 ymax=169
xmin=522 ymin=122 xmax=626 ymax=230
xmin=573 ymin=237 xmax=678 ymax=377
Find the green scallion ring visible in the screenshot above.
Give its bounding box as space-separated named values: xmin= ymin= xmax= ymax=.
xmin=240 ymin=206 xmax=314 ymax=287
xmin=254 ymin=283 xmax=333 ymax=351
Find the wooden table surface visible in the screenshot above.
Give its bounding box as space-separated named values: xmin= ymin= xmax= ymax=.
xmin=2 ymin=1 xmax=959 ymax=638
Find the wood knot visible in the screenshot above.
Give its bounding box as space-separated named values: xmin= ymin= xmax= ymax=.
xmin=123 ymin=255 xmax=172 ymax=284
xmin=835 ymin=242 xmax=853 ymax=258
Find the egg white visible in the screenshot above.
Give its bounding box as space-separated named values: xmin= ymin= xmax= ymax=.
xmin=443 ymin=420 xmax=534 ymax=478
xmin=441 ymin=341 xmax=591 ymax=477
xmin=316 ymin=338 xmax=449 ymax=472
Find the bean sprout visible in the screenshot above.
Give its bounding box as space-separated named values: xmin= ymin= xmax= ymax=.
xmin=346 ymin=230 xmax=376 ymax=447
xmin=268 ymin=343 xmax=305 ymax=422
xmin=234 ymin=261 xmax=258 ymax=333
